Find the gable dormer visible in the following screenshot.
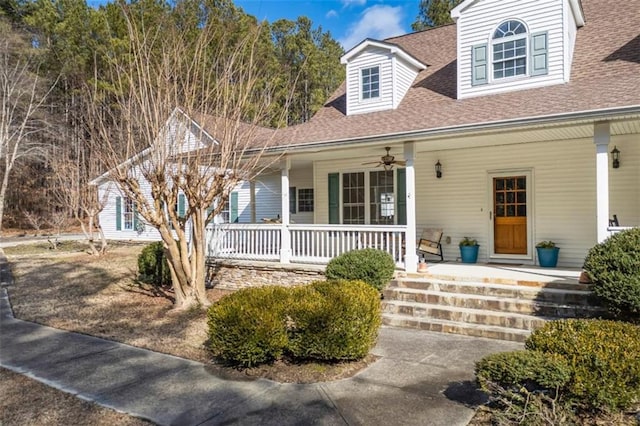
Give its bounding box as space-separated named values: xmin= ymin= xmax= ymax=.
xmin=451 ymin=0 xmax=585 ymax=99
xmin=340 ymin=39 xmax=426 ymax=116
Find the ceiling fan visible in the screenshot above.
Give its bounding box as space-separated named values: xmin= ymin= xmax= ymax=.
xmin=362 ymin=147 xmax=406 ymax=169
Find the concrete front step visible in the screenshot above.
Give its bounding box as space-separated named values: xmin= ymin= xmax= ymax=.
xmin=399 ymin=273 xmax=589 ymax=291
xmin=382 ymin=314 xmax=532 ymax=343
xmin=382 ymin=300 xmax=551 ymax=330
xmin=393 ymin=278 xmax=592 ymax=305
xmin=383 ymin=287 xmax=603 ymax=318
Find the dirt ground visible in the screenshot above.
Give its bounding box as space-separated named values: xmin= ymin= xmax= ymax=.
xmin=0 ymin=368 xmax=152 ymax=426
xmin=3 ymin=242 xmax=376 ymax=425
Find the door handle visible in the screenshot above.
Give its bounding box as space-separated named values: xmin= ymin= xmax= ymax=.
xmin=490 ymin=211 xmax=492 ymax=221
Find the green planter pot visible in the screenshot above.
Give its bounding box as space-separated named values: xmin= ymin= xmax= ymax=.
xmin=460 ymin=245 xmax=479 ymax=264
xmin=537 ymin=247 xmax=560 ymax=267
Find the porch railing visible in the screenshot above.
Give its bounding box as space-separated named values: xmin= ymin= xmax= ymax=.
xmin=608 ymin=226 xmax=635 ymax=236
xmin=206 ymin=223 xmax=407 ymax=267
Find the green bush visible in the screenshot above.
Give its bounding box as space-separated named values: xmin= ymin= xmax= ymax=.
xmin=526 ymin=319 xmax=640 ymax=410
xmin=288 ymin=280 xmax=382 ymax=361
xmin=207 ymin=286 xmax=290 ymax=367
xmin=583 ymin=228 xmax=640 ymax=321
xmin=325 ymin=248 xmax=395 ymax=291
xmin=476 ymin=350 xmax=571 ymax=393
xmin=138 ymin=242 xmax=171 ymax=286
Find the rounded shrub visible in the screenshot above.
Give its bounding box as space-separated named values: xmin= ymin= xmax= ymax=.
xmin=207 ymin=286 xmax=290 ymax=367
xmin=138 ymin=241 xmax=171 ymax=286
xmin=325 ymin=248 xmax=395 ymax=291
xmin=476 ymin=350 xmax=571 ymax=393
xmin=583 ymin=227 xmax=640 ymax=321
xmin=288 ymin=280 xmax=382 ymax=361
xmin=526 ymin=319 xmax=640 ymax=411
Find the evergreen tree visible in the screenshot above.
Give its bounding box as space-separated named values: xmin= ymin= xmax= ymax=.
xmin=412 ymin=0 xmax=462 ymax=31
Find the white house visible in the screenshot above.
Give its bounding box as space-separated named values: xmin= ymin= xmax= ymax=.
xmin=98 ymin=0 xmax=639 ymax=273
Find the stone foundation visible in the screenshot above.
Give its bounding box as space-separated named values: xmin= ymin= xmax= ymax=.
xmin=207 ymin=260 xmax=325 ymax=290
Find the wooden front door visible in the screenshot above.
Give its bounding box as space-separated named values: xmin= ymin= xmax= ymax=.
xmin=493 ymin=176 xmax=527 ymax=255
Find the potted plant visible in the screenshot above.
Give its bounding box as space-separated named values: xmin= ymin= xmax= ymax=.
xmin=536 ymin=241 xmax=560 ymax=267
xmin=459 ymin=237 xmax=480 ymax=264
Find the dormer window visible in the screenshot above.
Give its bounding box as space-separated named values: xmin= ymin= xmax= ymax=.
xmin=361 ymin=66 xmax=380 ymax=100
xmin=492 ymin=20 xmax=527 ymax=79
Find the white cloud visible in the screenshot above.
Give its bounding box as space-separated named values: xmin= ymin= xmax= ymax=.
xmin=341 ymin=0 xmax=367 ymax=6
xmin=326 ymin=9 xmax=338 ymax=18
xmin=339 ymin=5 xmax=405 ymax=51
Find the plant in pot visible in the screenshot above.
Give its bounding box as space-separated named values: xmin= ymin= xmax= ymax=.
xmin=459 ymin=237 xmax=479 ymax=264
xmin=536 ymin=241 xmax=560 ymax=267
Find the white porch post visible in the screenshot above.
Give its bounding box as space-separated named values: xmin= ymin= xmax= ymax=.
xmin=280 ymin=158 xmax=291 ymax=263
xmin=404 ymin=142 xmax=419 ymax=273
xmin=594 ymin=122 xmax=611 ymax=243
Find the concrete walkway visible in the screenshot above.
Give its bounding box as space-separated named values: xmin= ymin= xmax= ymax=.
xmin=0 ymin=252 xmax=522 ymax=426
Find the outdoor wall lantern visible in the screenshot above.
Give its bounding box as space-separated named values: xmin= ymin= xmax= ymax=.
xmin=611 ymin=146 xmax=620 ymax=169
xmin=435 ymin=160 xmax=442 ymax=178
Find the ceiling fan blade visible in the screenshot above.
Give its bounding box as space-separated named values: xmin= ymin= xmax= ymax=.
xmin=361 ymin=161 xmax=382 ymax=166
xmin=395 ymin=160 xmax=407 ymax=166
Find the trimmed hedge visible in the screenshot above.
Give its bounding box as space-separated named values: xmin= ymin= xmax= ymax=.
xmin=476 ymin=350 xmax=571 ymax=394
xmin=325 ymin=248 xmax=395 ymax=291
xmin=207 ymin=286 xmax=290 ymax=367
xmin=207 ymin=280 xmax=382 ymax=367
xmin=288 ymin=280 xmax=382 ymax=361
xmin=138 ymin=242 xmax=171 ymax=286
xmin=526 ymin=319 xmax=640 ymax=411
xmin=583 ymin=227 xmax=640 ymax=321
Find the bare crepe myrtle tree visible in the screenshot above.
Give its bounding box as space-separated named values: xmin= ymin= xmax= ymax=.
xmin=89 ymin=10 xmax=288 ymax=309
xmin=0 ymin=21 xmax=57 ymax=233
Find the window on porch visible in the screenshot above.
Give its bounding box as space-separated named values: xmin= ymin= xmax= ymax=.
xmin=330 ymin=169 xmax=404 ymax=225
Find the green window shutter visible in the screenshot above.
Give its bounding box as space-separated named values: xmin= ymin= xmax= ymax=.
xmin=289 ymin=187 xmax=297 ymax=214
xmin=328 ymin=173 xmax=339 ymax=224
xmin=396 ymin=168 xmax=406 ymax=225
xmin=178 ymin=194 xmax=186 ymax=218
xmin=115 ymin=196 xmax=122 ymax=230
xmin=472 ymin=44 xmax=488 ymax=86
xmin=531 ymin=32 xmax=548 ymax=76
xmin=230 ymin=192 xmax=239 ymax=223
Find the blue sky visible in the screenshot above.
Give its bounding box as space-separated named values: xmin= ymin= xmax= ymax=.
xmin=235 ymin=0 xmax=418 ymax=50
xmin=86 ymin=0 xmax=420 ymax=50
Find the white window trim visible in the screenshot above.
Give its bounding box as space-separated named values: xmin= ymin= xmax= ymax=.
xmin=123 ymin=197 xmax=135 ymax=230
xmin=338 ymin=169 xmax=397 ymax=225
xmin=489 ymin=20 xmax=530 ymax=84
xmin=359 ymin=64 xmax=382 ymax=103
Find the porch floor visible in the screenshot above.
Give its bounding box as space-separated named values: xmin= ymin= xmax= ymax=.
xmin=400 ymin=262 xmax=583 ymax=286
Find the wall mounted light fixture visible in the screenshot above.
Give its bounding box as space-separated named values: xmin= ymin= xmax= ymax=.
xmin=611 ymin=146 xmax=620 ymax=169
xmin=435 ymin=160 xmax=442 ymax=178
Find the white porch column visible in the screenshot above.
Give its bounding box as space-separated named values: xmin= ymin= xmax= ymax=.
xmin=594 ymin=122 xmax=611 ymax=243
xmin=404 ymin=142 xmax=419 ymax=273
xmin=280 ymin=158 xmax=291 ymax=263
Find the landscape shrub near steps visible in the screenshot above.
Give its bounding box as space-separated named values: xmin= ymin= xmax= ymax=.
xmin=583 ymin=227 xmax=640 ymax=322
xmin=475 ymin=318 xmax=640 ymax=422
xmin=325 ymin=248 xmax=395 ymax=291
xmin=207 ymin=280 xmax=382 ymax=368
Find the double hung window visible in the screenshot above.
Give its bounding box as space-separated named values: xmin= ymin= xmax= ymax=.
xmin=361 ymin=66 xmax=380 ymax=100
xmin=492 ymin=20 xmax=527 ymax=79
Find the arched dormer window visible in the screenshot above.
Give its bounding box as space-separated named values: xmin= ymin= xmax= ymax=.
xmin=492 ymin=20 xmax=528 ymax=79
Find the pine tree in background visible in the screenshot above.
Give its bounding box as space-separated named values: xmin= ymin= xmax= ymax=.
xmin=411 ymin=0 xmax=462 ymax=31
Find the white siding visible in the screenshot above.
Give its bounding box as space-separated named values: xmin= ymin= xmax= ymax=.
xmin=311 ymin=137 xmax=632 ymax=267
xmin=345 ymin=47 xmax=394 ymax=115
xmin=563 ymin=0 xmax=578 ymax=82
xmin=236 ymin=173 xmax=281 ymax=223
xmin=290 ymin=167 xmax=315 ymax=224
xmin=609 ymin=134 xmax=640 ymax=227
xmin=394 ymin=57 xmax=420 ymax=109
xmin=457 ymin=0 xmax=570 ymax=99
